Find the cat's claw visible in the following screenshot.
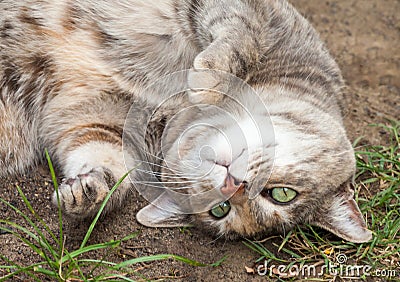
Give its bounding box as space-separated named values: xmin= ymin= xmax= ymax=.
xmin=52 ymin=167 xmax=113 ymax=219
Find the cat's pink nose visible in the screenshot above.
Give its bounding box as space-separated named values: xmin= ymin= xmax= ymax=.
xmin=220 ymin=174 xmax=246 ymax=197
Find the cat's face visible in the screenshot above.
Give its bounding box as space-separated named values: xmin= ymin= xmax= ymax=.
xmin=136 ymin=89 xmax=372 ymax=243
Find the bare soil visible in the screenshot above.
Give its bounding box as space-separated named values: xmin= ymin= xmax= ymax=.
xmin=0 ymin=0 xmax=399 ymax=281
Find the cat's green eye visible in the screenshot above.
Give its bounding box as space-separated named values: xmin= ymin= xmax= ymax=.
xmin=270 ymin=187 xmax=297 ymax=203
xmin=209 ymin=201 xmax=231 ymax=219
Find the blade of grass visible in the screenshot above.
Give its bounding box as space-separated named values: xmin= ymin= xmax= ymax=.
xmin=113 ymin=254 xmax=213 ymax=269
xmin=95 ymin=274 xmax=137 ymax=282
xmin=87 ymin=232 xmax=140 ymax=278
xmin=0 ymin=221 xmax=55 ymax=267
xmin=15 ymin=184 xmax=59 ymax=246
xmin=242 ymin=239 xmax=287 ymax=263
xmin=0 ymin=254 xmax=47 ymax=282
xmin=0 ymin=198 xmax=57 ymax=260
xmin=61 ymin=241 xmax=123 ymax=264
xmin=277 ymin=230 xmax=293 ymax=252
xmin=45 ymin=149 xmax=63 ymax=257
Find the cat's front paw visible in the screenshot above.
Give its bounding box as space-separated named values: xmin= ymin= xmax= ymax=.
xmin=52 ymin=167 xmax=113 ymax=218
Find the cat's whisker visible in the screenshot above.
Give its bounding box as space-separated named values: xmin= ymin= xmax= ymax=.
xmin=130 ymin=158 xmax=174 ymax=171
xmin=133 ymin=181 xmax=196 ymax=191
xmin=139 ymin=148 xmax=166 ymax=162
xmin=144 ymin=158 xmax=205 ymax=177
xmin=130 ymin=158 xmax=195 ymax=176
xmin=134 ymin=179 xmax=198 ymax=185
xmin=127 ymin=146 xmax=169 ymax=165
xmin=206 ymin=233 xmax=225 ymax=245
xmin=135 ymin=166 xmax=179 ymax=177
xmin=144 ymin=156 xmax=214 ymax=177
xmin=135 ymin=167 xmax=202 ymax=180
xmin=138 ymin=173 xmax=194 ymax=181
xmin=331 ymin=148 xmax=357 ymax=157
xmin=140 ymin=148 xmax=191 ymax=170
xmin=281 ymin=223 xmax=286 ymax=238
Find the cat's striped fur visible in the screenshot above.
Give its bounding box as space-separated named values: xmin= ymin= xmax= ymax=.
xmin=0 ymin=0 xmax=372 ymax=242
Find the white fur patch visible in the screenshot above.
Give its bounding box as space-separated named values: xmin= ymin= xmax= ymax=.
xmin=272 ymin=126 xmax=311 ymax=167
xmin=237 ymin=117 xmax=264 ymax=151
xmin=211 ymin=114 xmax=271 ymax=163
xmin=63 ymin=141 xmax=126 ymax=179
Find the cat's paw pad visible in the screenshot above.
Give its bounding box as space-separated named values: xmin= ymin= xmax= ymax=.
xmin=52 ymin=167 xmax=114 ymax=218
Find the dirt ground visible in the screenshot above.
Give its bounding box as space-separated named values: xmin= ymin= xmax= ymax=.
xmin=0 ymin=0 xmax=399 ymax=281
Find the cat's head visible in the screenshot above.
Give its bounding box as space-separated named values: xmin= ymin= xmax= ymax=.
xmin=136 ymin=86 xmax=372 ymax=243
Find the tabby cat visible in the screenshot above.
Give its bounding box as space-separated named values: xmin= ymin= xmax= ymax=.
xmin=0 ymin=0 xmax=372 ymax=243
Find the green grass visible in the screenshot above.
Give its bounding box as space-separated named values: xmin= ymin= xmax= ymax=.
xmin=244 ymin=120 xmax=400 ymax=281
xmin=0 ymin=151 xmax=223 ymax=281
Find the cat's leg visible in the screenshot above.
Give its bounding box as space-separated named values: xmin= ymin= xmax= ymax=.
xmin=55 ymin=141 xmax=131 ymax=219
xmin=188 ymin=36 xmax=261 ymax=105
xmin=185 ymin=1 xmax=265 ymax=104
xmin=0 ymin=98 xmax=39 ymax=177
xmin=41 ymin=94 xmax=141 ymax=219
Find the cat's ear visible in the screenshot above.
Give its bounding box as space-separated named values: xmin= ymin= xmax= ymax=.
xmin=311 ymin=184 xmax=372 ymax=243
xmin=136 ymin=192 xmax=192 ymax=228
